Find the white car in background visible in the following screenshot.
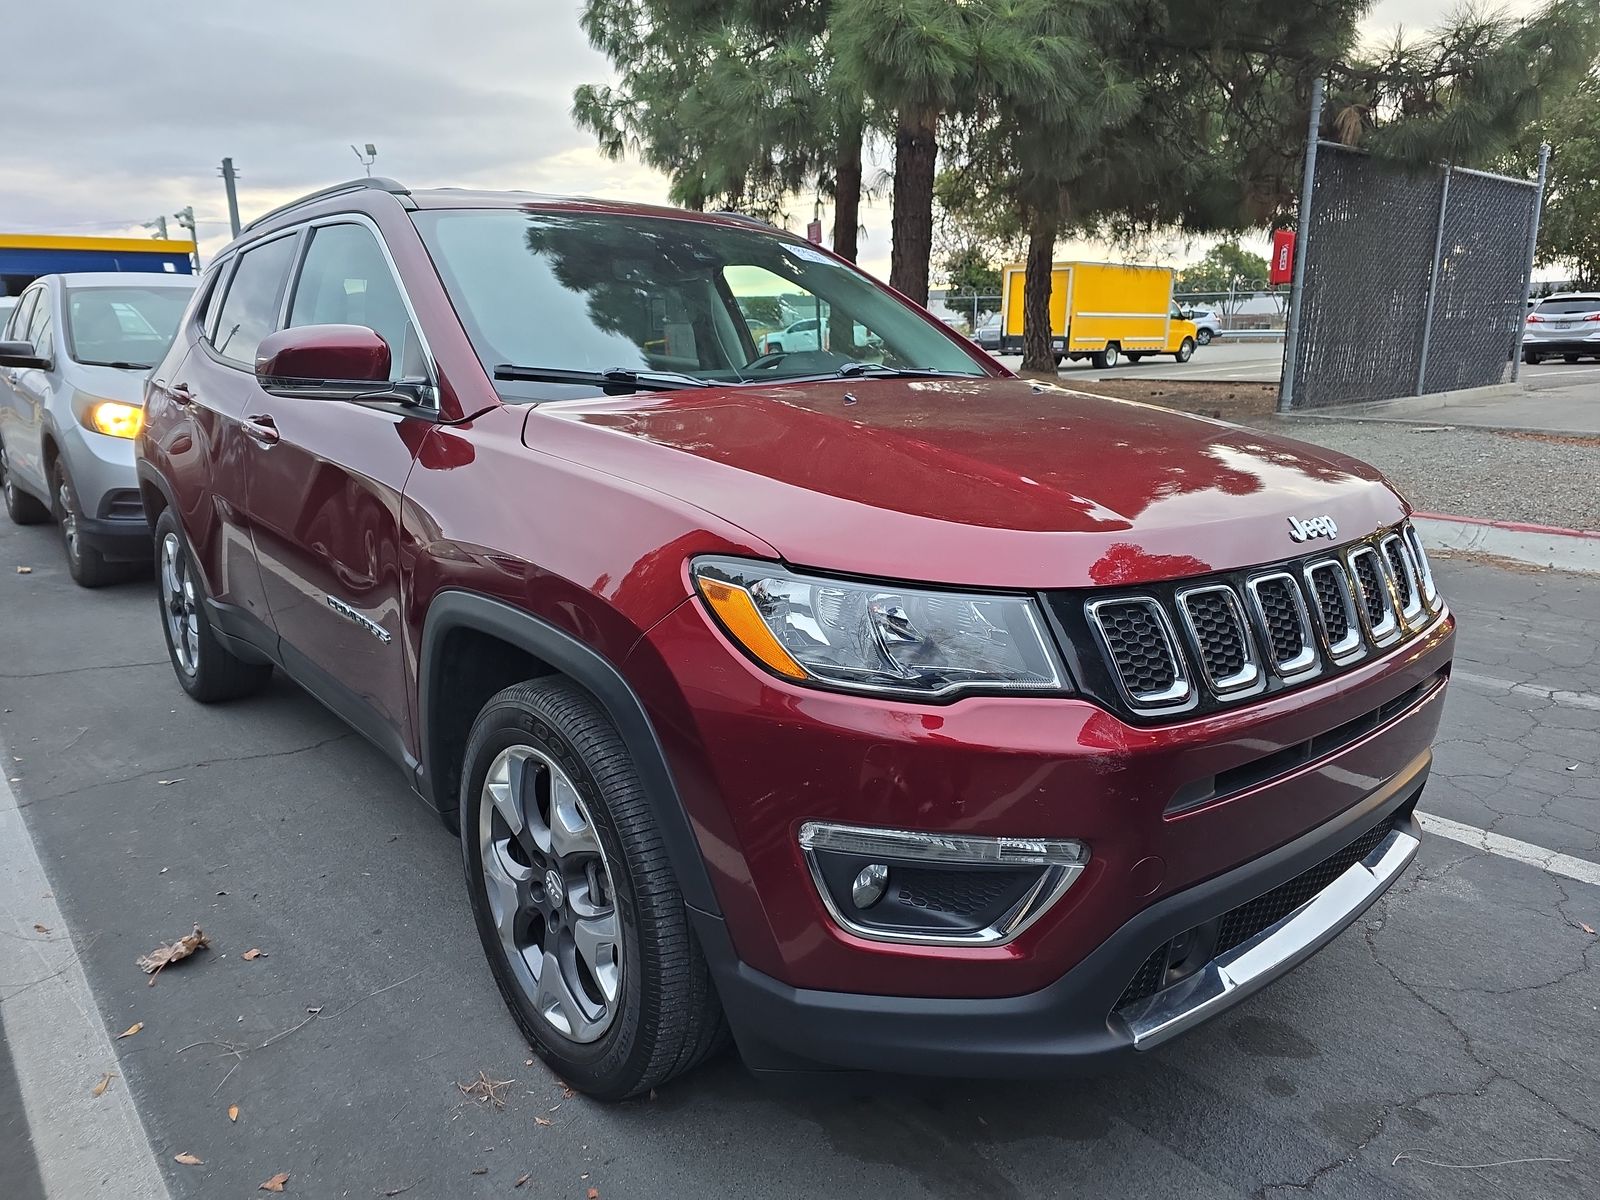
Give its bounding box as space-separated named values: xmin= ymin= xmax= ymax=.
xmin=1182 ymin=306 xmax=1224 ymax=345
xmin=1522 ymin=293 xmax=1600 ymax=364
xmin=759 ymin=317 xmax=882 ymax=356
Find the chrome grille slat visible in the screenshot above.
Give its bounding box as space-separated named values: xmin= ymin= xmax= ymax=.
xmin=1304 ymin=560 xmax=1365 ymax=662
xmin=1404 ymin=523 xmax=1439 ymax=609
xmin=1348 ymin=546 xmax=1401 ymax=645
xmin=1086 ymin=598 xmax=1192 ymax=710
xmin=1177 ymin=585 xmax=1260 ymax=694
xmin=1381 ymin=533 xmax=1425 ymax=625
xmin=1245 ymin=573 xmax=1319 ymax=679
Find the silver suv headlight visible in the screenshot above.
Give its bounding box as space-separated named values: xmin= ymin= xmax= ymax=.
xmin=691 ymin=557 xmax=1068 ymax=699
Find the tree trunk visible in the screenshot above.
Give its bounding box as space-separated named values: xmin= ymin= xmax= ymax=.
xmin=831 ymin=119 xmax=863 ymax=263
xmin=1020 ymin=207 xmax=1059 ymax=375
xmin=888 ymin=104 xmax=939 ymax=305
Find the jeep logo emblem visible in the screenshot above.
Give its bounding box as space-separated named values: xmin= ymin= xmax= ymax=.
xmin=1287 ymin=515 xmax=1338 ymax=543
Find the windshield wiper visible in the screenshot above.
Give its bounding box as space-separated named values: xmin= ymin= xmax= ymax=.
xmin=87 ymin=360 xmax=154 ymax=370
xmin=835 ymin=362 xmax=966 ymax=379
xmin=493 ymin=364 xmax=711 ymax=391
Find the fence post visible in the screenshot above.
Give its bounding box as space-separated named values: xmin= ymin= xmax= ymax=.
xmin=1278 ymin=76 xmax=1325 ymax=413
xmin=1509 ymin=142 xmax=1551 ymax=384
xmin=1415 ymin=163 xmax=1453 ymax=396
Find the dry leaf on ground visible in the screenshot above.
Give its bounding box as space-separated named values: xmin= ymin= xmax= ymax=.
xmin=259 ymin=1172 xmax=290 ymax=1192
xmin=534 ymin=1117 xmax=552 ymax=1127
xmin=470 ymin=1167 xmax=488 ymax=1176
xmin=1583 ymin=922 xmax=1597 ymax=935
xmin=515 ymin=1174 xmax=531 ymax=1188
xmin=174 ymin=1152 xmax=203 ymax=1166
xmin=16 ymin=566 xmax=31 ymax=574
xmin=458 ymin=1070 xmax=515 ymax=1110
xmin=228 ymin=1104 xmax=240 ymax=1122
xmin=241 ymin=948 xmax=265 ymax=961
xmin=116 ymin=1022 xmax=143 ymax=1040
xmin=91 ymin=1072 xmax=115 ymax=1097
xmin=33 ymin=923 xmax=49 ymax=934
xmin=588 ymin=1188 xmax=600 ymax=1199
xmin=137 ymin=926 xmax=210 ymax=982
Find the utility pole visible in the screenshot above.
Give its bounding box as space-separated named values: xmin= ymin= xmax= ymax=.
xmin=173 ymin=206 xmax=200 ymax=271
xmin=143 ymin=216 xmax=169 ymax=240
xmin=219 ymin=157 xmax=242 ymax=237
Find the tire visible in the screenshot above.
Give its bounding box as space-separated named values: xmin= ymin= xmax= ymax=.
xmin=461 ymin=679 xmax=726 ymax=1100
xmin=1126 ymin=353 xmax=1144 ymax=363
xmin=1091 ymin=344 xmax=1120 ymax=369
xmin=152 ymin=509 xmax=272 ymax=702
xmin=1 ymin=440 xmax=49 ymax=525
xmin=1174 ymin=337 xmax=1196 ymax=364
xmin=1523 ymin=349 xmax=1542 ymax=365
xmin=50 ymin=459 xmax=122 ymax=588
xmin=1563 ymin=354 xmax=1579 ymax=364
xmin=1196 ymin=329 xmax=1214 ymax=346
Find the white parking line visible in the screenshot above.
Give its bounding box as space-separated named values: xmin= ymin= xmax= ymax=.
xmin=1419 ymin=813 xmax=1600 ymax=888
xmin=0 ymin=772 xmax=169 ymax=1199
xmin=1455 ymin=670 xmax=1600 ymax=713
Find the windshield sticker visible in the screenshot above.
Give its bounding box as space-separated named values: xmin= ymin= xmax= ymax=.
xmin=782 ymin=243 xmax=834 ymax=266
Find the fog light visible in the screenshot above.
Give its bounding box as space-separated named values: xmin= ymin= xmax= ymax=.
xmin=799 ymin=822 xmax=1088 ymax=947
xmin=852 ymin=863 xmax=889 ymax=908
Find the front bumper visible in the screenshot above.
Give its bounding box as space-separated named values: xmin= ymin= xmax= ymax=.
xmin=694 ymin=757 xmax=1425 ymax=1077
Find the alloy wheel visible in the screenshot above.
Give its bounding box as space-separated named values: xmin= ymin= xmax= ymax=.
xmin=160 ymin=532 xmax=200 ymax=675
xmin=477 ymin=744 xmax=622 ymax=1044
xmin=56 ymin=478 xmax=79 ymax=562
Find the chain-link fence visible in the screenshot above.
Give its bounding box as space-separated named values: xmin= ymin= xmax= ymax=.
xmin=1283 ymin=139 xmax=1546 ymax=409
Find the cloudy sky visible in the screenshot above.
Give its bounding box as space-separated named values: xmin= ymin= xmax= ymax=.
xmin=2 ymin=0 xmax=1540 ymax=283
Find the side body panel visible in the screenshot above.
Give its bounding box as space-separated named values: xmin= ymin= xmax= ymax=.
xmin=1067 ymin=263 xmax=1175 ymax=355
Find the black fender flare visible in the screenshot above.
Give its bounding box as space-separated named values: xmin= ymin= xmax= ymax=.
xmin=418 ymin=590 xmax=720 ymax=916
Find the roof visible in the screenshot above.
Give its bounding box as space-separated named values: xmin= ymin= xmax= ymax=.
xmin=39 ymin=271 xmax=197 ymax=288
xmin=0 ymin=234 xmax=195 ymax=255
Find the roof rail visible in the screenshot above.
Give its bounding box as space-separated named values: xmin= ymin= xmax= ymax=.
xmin=710 ymin=209 xmax=778 ymax=230
xmin=243 ymin=177 xmax=410 ymax=233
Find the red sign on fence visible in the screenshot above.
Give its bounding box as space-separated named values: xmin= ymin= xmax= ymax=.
xmin=1270 ymin=230 xmax=1296 ymax=285
xmin=806 ymin=219 xmax=824 ymax=245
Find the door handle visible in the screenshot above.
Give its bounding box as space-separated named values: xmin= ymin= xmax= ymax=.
xmin=168 ymin=381 xmax=195 ymax=406
xmin=242 ymin=414 xmax=280 ymax=446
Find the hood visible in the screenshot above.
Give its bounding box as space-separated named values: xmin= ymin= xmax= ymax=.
xmin=522 ymin=376 xmax=1406 ymax=589
xmin=65 ymin=361 xmax=156 ymax=406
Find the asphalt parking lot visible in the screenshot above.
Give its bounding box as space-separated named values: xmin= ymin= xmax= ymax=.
xmin=2 ymin=518 xmax=1597 ymax=1199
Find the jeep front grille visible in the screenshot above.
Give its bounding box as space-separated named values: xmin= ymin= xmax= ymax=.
xmin=1047 ymin=521 xmax=1442 ymax=721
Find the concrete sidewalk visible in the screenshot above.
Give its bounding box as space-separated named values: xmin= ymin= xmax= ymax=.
xmin=1300 ymin=371 xmax=1600 ymax=436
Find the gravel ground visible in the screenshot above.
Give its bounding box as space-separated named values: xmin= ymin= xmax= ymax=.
xmin=1068 ymin=379 xmax=1600 ymax=530
xmin=1260 ymin=420 xmax=1600 ymax=531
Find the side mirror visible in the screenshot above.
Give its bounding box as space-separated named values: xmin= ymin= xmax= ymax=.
xmin=0 ymin=340 xmax=49 ymax=370
xmin=254 ymin=325 xmax=392 ymax=399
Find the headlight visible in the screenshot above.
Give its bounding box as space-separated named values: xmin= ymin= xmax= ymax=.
xmin=78 ymin=399 xmax=144 ymax=439
xmin=691 ymin=557 xmax=1068 ymax=698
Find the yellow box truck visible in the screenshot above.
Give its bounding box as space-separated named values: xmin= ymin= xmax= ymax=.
xmin=999 ymin=261 xmax=1198 ymax=368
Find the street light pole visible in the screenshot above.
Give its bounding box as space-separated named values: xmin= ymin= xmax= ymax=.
xmin=143 ymin=216 xmax=169 ymax=240
xmin=220 ymin=158 xmax=242 ymax=238
xmin=173 ymin=206 xmax=200 ymax=271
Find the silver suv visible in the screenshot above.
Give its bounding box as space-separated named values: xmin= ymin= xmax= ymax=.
xmin=0 ymin=272 xmax=195 ymax=585
xmin=1522 ymin=293 xmax=1600 ymax=364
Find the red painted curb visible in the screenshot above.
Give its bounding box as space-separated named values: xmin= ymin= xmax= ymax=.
xmin=1412 ymin=511 xmax=1600 ymax=541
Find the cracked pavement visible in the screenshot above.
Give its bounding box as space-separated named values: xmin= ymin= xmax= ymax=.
xmin=0 ymin=514 xmax=1595 ymax=1199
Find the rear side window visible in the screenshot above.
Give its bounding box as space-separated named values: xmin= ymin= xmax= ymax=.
xmin=211 ymin=234 xmax=298 ymax=366
xmin=288 ymin=223 xmax=422 ymax=381
xmin=1534 ymin=297 xmax=1600 ymax=315
xmin=25 ymin=291 xmax=52 ymax=356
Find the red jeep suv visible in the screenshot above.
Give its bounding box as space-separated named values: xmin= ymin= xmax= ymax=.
xmin=137 ymin=178 xmax=1453 ymax=1099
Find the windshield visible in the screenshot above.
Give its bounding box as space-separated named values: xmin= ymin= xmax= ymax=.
xmin=64 ymin=285 xmax=191 ymax=368
xmin=1534 ymin=297 xmax=1600 ymax=315
xmin=411 ymin=209 xmax=990 ymax=400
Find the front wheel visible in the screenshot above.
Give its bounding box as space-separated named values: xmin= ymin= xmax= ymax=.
xmin=51 ymin=460 xmax=122 ymax=588
xmin=1175 ymin=337 xmax=1196 ymax=364
xmin=1091 ymin=344 xmax=1120 ymax=369
xmin=1523 ymin=349 xmax=1542 ymax=365
xmin=1196 ymin=329 xmax=1214 ymax=346
xmin=461 ymin=679 xmax=726 ymax=1100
